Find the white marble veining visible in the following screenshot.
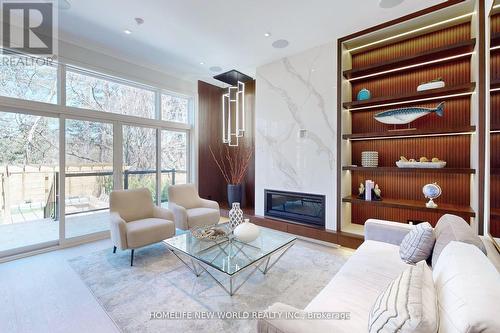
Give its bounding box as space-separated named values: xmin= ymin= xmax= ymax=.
xmin=255 ymin=43 xmax=337 ymax=230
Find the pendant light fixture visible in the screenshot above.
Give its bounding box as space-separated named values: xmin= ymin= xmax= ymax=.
xmin=214 ymin=70 xmax=253 ymax=146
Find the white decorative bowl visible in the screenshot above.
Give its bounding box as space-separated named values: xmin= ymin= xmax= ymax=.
xmin=396 ymin=161 xmax=446 ymax=169
xmin=234 ymin=222 xmax=260 ymax=243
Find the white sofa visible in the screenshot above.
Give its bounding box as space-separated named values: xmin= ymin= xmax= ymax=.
xmin=258 ymin=216 xmax=500 ymax=333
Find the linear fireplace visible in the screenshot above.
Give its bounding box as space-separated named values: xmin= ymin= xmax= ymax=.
xmin=264 ymin=189 xmax=325 ymax=228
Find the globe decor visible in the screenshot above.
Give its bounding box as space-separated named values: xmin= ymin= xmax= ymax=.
xmin=423 ymin=182 xmax=442 ymax=208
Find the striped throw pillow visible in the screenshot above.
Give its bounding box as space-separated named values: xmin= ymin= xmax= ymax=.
xmin=368 ymin=261 xmax=438 ymax=333
xmin=399 ymin=222 xmax=435 ymax=264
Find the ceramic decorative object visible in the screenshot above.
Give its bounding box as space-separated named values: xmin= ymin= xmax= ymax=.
xmin=361 ymin=151 xmax=379 ymax=167
xmin=374 ymin=102 xmax=444 ymax=125
xmin=417 ymin=78 xmax=445 ymax=92
xmin=423 ymin=183 xmax=442 ymax=208
xmin=234 ymin=219 xmax=260 ymax=243
xmin=357 ymin=88 xmax=371 ymax=101
xmin=396 ymin=156 xmax=446 ymax=168
xmin=229 ymin=202 xmax=244 ymax=230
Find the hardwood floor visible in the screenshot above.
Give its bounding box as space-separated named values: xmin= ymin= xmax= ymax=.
xmin=0 ymin=240 xmax=119 ymax=333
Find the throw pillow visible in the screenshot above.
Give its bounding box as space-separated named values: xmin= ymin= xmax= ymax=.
xmin=368 ymin=261 xmax=438 ymax=333
xmin=431 ymin=214 xmax=486 ymax=267
xmin=399 ymin=222 xmax=435 ymax=264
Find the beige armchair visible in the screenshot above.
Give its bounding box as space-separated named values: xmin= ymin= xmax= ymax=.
xmin=167 ymin=183 xmax=220 ymax=230
xmin=109 ymin=188 xmax=175 ymax=266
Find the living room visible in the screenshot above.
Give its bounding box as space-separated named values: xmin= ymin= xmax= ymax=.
xmin=0 ymin=0 xmax=499 ymax=332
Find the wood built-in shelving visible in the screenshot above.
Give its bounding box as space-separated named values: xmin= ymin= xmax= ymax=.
xmin=489 ymin=5 xmax=500 ymax=241
xmin=338 ymin=1 xmax=479 ymax=234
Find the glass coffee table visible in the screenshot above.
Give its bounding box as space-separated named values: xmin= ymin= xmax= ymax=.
xmin=164 ymin=223 xmax=296 ymax=296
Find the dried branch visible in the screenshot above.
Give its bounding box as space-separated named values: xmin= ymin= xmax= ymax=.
xmin=209 ymin=143 xmax=253 ymax=185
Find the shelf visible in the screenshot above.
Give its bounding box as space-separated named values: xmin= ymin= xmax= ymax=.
xmin=342 ymin=196 xmax=475 ymax=217
xmin=343 ymin=39 xmax=475 ymax=80
xmin=491 ymin=208 xmax=500 ymax=219
xmin=491 ymin=79 xmax=500 ymax=91
xmin=342 ymin=166 xmax=475 ymax=174
xmin=343 ymin=83 xmax=476 ymax=110
xmin=343 ymin=125 xmax=475 ymax=140
xmin=492 ymin=32 xmax=500 ymax=48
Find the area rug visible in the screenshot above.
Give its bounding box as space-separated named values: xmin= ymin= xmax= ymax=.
xmin=69 ymin=241 xmax=352 ymax=333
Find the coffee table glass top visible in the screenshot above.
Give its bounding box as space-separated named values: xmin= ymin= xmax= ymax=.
xmin=164 ymin=224 xmax=296 ymax=275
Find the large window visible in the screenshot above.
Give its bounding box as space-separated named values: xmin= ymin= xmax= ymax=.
xmin=65 ymin=119 xmax=113 ymax=238
xmin=0 ymin=56 xmax=192 ymax=256
xmin=123 ymin=126 xmax=157 ymax=200
xmin=161 ymin=93 xmax=189 ymax=123
xmin=160 ymin=130 xmax=188 ymax=206
xmin=66 ymin=69 xmax=155 ymax=119
xmin=0 ymin=54 xmax=57 ymax=104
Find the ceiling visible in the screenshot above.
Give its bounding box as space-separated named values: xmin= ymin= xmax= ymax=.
xmin=58 ymin=0 xmax=445 ymax=83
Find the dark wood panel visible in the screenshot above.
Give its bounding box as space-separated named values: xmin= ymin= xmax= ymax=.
xmin=198 ymin=81 xmax=225 ymax=203
xmin=491 ymin=133 xmax=500 ymax=168
xmin=350 ymin=98 xmax=471 ymax=134
xmin=351 ymin=135 xmax=471 ymax=168
xmin=491 ymin=13 xmax=500 ymax=34
xmin=350 ymin=60 xmax=471 ymax=102
xmin=197 ymin=80 xmax=255 ymax=208
xmin=349 ymin=173 xmax=470 ymax=205
xmin=351 ymin=22 xmax=471 ymax=68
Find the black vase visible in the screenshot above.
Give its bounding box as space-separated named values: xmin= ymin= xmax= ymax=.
xmin=227 ymin=184 xmax=242 ymax=208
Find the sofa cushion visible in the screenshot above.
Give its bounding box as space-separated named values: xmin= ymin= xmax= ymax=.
xmin=433 ymin=241 xmax=500 ymax=333
xmin=126 ymin=218 xmax=175 ymax=248
xmin=187 ymin=208 xmax=220 ymax=228
xmin=399 ymin=222 xmax=435 ymax=264
xmin=368 ymin=261 xmax=438 ymax=333
xmin=431 ymin=214 xmax=486 ymax=267
xmin=304 ymin=240 xmax=410 ymax=332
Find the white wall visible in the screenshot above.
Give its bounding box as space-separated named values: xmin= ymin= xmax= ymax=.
xmin=255 ymin=42 xmax=337 ymax=231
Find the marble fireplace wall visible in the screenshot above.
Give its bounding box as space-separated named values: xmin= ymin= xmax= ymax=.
xmin=255 ymin=42 xmax=337 ymax=231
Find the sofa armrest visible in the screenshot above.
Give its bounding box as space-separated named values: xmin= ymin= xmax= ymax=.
xmin=199 ymin=198 xmax=219 ymax=210
xmin=152 ymin=206 xmax=174 ymax=221
xmin=110 ymin=212 xmax=128 ymax=250
xmin=168 ymin=202 xmax=189 ymax=230
xmin=258 ymin=303 xmax=342 ymax=333
xmin=364 ymin=219 xmax=414 ymax=246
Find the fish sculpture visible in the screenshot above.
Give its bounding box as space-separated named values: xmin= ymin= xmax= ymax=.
xmin=374 ymin=102 xmax=444 ymax=125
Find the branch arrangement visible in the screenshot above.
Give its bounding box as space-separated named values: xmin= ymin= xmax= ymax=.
xmin=209 ymin=144 xmax=253 ymax=185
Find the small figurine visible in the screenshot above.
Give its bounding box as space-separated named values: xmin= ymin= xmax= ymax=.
xmin=358 ymin=183 xmax=365 ymax=198
xmin=373 ymin=184 xmax=382 ymax=201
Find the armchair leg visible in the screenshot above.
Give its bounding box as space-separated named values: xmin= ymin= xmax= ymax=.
xmin=113 ymin=246 xmax=117 ymax=254
xmin=130 ymin=249 xmax=135 ymax=266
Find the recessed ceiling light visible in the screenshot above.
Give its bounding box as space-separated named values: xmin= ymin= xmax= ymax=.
xmin=199 ymin=62 xmax=205 ymax=65
xmin=210 ymin=66 xmax=223 ymax=72
xmin=264 ymin=32 xmax=272 ymax=37
xmin=135 ymin=17 xmax=144 ymax=25
xmin=272 ymin=39 xmax=289 ymax=49
xmin=124 ymin=29 xmax=132 ymax=35
xmin=379 ymin=0 xmax=404 ymax=8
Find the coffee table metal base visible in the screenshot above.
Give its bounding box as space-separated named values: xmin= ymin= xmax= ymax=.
xmin=168 ymin=240 xmax=295 ymax=296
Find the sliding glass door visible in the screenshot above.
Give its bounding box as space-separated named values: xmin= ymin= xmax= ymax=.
xmin=0 ymin=112 xmax=59 ymax=255
xmin=65 ymin=119 xmax=113 ymax=238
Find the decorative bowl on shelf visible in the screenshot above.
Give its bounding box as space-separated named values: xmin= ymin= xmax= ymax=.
xmin=396 ymin=161 xmax=447 ymax=168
